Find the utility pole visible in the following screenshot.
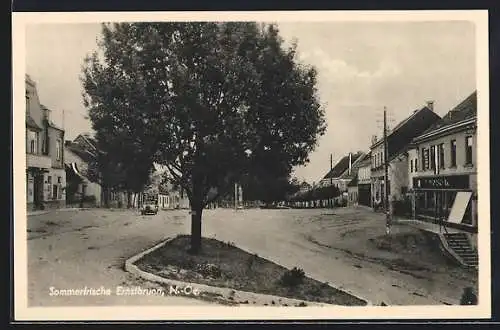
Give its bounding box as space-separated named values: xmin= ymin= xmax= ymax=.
xmin=383 ymin=107 xmax=392 ymax=235
xmin=234 ymin=182 xmax=238 ymax=210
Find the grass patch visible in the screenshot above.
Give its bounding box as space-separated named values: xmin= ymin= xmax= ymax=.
xmin=134 ymin=235 xmax=367 ymax=306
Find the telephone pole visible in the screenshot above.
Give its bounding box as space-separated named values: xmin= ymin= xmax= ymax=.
xmin=383 ymin=107 xmax=392 ymax=234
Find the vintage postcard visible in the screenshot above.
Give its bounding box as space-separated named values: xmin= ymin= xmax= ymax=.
xmin=12 ymin=10 xmax=490 ymax=321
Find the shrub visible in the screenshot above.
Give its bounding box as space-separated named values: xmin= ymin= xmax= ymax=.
xmin=280 ymin=267 xmax=306 ymax=288
xmin=195 ymin=263 xmax=222 ymax=278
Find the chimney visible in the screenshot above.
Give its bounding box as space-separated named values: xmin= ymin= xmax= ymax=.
xmin=371 ymin=135 xmax=378 ymax=145
xmin=426 ymin=100 xmax=434 ymax=111
xmin=42 ymin=106 xmax=51 ymax=121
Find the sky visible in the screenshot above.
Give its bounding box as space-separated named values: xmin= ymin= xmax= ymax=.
xmin=25 ymin=20 xmax=476 ymax=184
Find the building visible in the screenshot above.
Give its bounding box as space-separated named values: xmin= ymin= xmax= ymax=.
xmin=356 ymin=152 xmax=372 ymax=207
xmin=64 ymin=135 xmax=102 ymax=207
xmin=347 ymin=175 xmax=359 ymax=207
xmin=370 ymin=102 xmax=441 ymax=211
xmin=408 ymin=91 xmax=477 ymax=230
xmin=25 ymin=75 xmax=66 ymax=211
xmin=152 ymin=163 xmax=190 ymax=210
xmin=320 ymin=152 xmax=365 ymax=190
xmin=319 ymin=151 xmax=366 ymax=206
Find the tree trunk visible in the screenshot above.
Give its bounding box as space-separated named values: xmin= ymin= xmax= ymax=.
xmin=127 ymin=191 xmax=132 ymax=208
xmin=103 ymin=186 xmax=110 ymax=208
xmin=132 ymin=193 xmax=137 ymax=209
xmin=189 ymin=201 xmax=203 ymax=254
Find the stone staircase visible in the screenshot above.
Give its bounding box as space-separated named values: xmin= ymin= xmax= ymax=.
xmin=443 ymin=232 xmax=478 ymax=267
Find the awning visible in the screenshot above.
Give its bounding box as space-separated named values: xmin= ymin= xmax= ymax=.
xmin=447 ymin=191 xmax=472 ymax=224
xmin=65 ymin=162 xmax=86 ymax=180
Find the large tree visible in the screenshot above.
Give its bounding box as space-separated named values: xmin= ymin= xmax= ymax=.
xmin=81 ymin=22 xmax=326 ymax=253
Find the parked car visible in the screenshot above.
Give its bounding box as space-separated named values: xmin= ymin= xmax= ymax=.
xmin=141 ymin=202 xmax=158 ymax=215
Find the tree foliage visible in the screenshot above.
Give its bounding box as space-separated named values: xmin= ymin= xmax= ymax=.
xmin=81 ymin=22 xmax=326 ymax=253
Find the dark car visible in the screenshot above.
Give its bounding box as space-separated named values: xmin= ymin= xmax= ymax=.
xmin=141 ymin=202 xmax=158 ymax=215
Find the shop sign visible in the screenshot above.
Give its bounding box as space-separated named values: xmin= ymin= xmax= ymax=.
xmin=413 ymin=175 xmax=469 ymax=189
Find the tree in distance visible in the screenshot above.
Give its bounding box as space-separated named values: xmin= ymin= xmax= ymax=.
xmin=81 ymin=22 xmax=326 ymax=253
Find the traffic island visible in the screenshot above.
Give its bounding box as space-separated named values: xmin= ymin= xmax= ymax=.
xmin=126 ymin=235 xmax=369 ymax=306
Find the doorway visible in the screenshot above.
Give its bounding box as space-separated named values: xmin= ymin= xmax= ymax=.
xmin=33 ymin=172 xmax=44 ymax=209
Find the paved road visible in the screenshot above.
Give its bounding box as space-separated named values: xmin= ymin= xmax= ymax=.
xmin=26 ymin=207 xmax=475 ymax=307
xmin=26 ymin=209 xmax=206 ymax=306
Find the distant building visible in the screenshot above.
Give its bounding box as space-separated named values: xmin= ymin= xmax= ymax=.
xmin=64 ymin=135 xmax=102 ymax=207
xmin=370 ymin=102 xmax=441 ymax=210
xmin=25 ymin=75 xmax=66 ymax=211
xmin=320 ymin=151 xmax=366 ymax=191
xmin=152 ymin=163 xmax=190 ymax=210
xmin=356 ymin=152 xmax=372 ymax=207
xmin=408 ymin=91 xmax=477 ymax=230
xmin=319 ymin=151 xmax=366 ymax=205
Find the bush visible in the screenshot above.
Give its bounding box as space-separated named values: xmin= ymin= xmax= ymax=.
xmin=280 ymin=267 xmax=306 ymax=288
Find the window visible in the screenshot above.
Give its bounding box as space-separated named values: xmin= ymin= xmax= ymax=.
xmin=465 ymin=136 xmax=473 ymax=165
xmin=58 ymin=176 xmax=61 ymax=183
xmin=42 ymin=136 xmax=49 ymax=155
xmin=415 ymin=158 xmax=418 ymax=172
xmin=410 ymin=159 xmax=413 ymax=173
xmin=438 ymin=143 xmax=445 ymax=169
xmin=450 ymin=140 xmax=457 ymax=167
xmin=56 ymin=139 xmax=61 ymax=160
xmin=52 ymin=184 xmax=58 ymax=200
xmin=422 ymin=148 xmax=429 ymax=170
xmin=430 ymin=145 xmax=436 ymax=171
xmin=28 ymin=130 xmax=38 ymax=154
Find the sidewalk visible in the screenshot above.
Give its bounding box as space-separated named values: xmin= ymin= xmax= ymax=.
xmin=394 ymin=217 xmax=462 ymax=234
xmin=27 ymin=208 xmax=92 ymax=217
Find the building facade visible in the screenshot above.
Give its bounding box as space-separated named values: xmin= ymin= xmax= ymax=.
xmin=64 ymin=138 xmax=102 ymax=207
xmin=356 ymin=155 xmax=372 ymax=207
xmin=26 ymin=75 xmax=66 ymax=211
xmin=408 ymin=91 xmax=477 ymax=230
xmin=370 ymin=103 xmax=441 ymax=211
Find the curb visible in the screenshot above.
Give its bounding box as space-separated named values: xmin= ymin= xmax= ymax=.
xmin=125 ymin=236 xmax=372 ymax=307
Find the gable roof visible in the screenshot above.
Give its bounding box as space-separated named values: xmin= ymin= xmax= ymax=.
xmin=371 ymin=106 xmax=441 ymax=159
xmin=322 ymin=152 xmax=364 ymax=180
xmin=26 ymin=115 xmax=42 ymax=131
xmin=416 ymin=91 xmax=477 ymax=139
xmin=74 ymin=133 xmax=99 ymax=156
xmin=347 ymin=175 xmax=358 ymax=187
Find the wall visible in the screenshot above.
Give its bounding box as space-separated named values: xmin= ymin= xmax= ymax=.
xmin=370 ymin=143 xmax=385 ymax=171
xmin=43 ymin=168 xmax=66 ymax=208
xmin=65 ymin=148 xmax=102 ymax=207
xmin=347 ymin=185 xmax=358 ymax=206
xmin=410 ymin=128 xmax=477 ymax=180
xmin=358 ymin=164 xmax=371 ymax=184
xmin=25 ymin=77 xmax=44 ymax=129
xmin=48 ymin=126 xmax=65 ymax=169
xmin=408 ymin=148 xmax=418 ymax=190
xmin=389 ymin=155 xmax=409 ymax=201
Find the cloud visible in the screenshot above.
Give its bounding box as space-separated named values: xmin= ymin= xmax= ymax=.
xmin=300 ymin=48 xmax=400 ymax=82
